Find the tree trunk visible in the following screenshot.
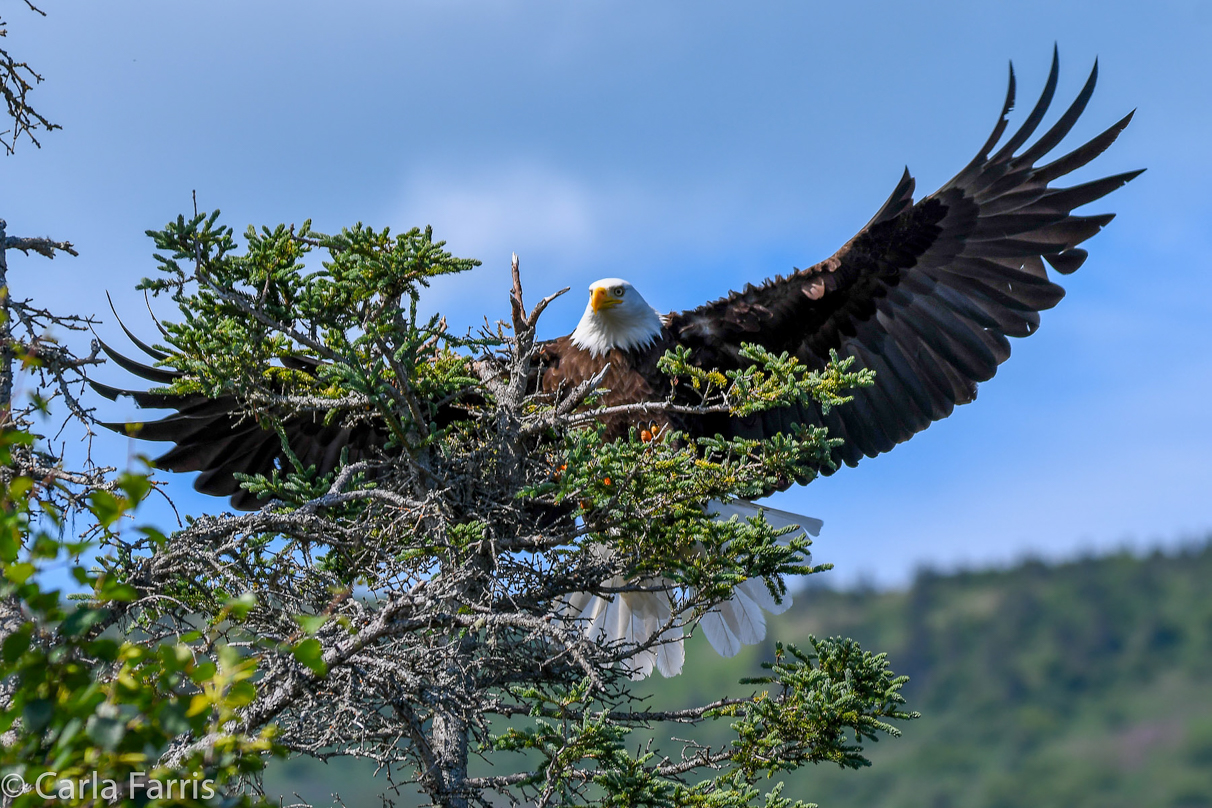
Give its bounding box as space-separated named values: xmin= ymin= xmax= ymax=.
xmin=0 ymin=219 xmax=12 ymax=416
xmin=427 ymin=551 xmax=485 ymax=808
xmin=430 ymin=701 xmax=469 ymax=808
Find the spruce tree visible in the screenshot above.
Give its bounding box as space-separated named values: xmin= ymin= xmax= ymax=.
xmin=80 ymin=211 xmax=916 ymax=807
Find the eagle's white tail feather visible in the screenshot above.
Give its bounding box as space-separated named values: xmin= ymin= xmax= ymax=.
xmin=567 ymin=575 xmax=685 ymax=680
xmin=706 ymin=499 xmax=823 ymax=540
xmin=698 ymin=577 xmax=769 ymax=657
xmin=562 ymin=500 xmax=820 ymax=678
xmin=561 ymin=589 xmax=597 ymax=619
xmin=652 ymin=628 xmax=685 ymax=678
xmin=736 ymin=574 xmax=793 ymax=615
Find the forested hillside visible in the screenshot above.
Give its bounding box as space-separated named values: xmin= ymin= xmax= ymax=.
xmin=268 ymin=542 xmax=1212 ymax=807
xmin=639 ymin=541 xmax=1212 ymax=808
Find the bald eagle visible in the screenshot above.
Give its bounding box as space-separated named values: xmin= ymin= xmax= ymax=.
xmin=95 ymin=53 xmax=1138 ymax=677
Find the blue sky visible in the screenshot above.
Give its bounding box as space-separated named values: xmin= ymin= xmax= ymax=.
xmin=4 ymin=1 xmax=1210 ymax=586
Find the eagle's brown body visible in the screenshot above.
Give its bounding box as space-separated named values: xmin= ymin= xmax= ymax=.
xmin=539 ymin=334 xmax=682 ymax=439
xmin=95 ymin=52 xmax=1140 ymax=510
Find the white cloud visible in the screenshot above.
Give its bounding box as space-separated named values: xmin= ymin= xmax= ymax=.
xmin=384 ymin=160 xmax=799 ymax=337
xmin=393 ymin=163 xmax=602 ymax=264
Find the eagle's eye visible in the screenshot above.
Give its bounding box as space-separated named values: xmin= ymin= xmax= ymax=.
xmin=612 ymin=286 xmax=625 ymax=297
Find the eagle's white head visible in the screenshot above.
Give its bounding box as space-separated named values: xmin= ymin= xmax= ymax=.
xmin=570 ymin=278 xmax=663 ymax=358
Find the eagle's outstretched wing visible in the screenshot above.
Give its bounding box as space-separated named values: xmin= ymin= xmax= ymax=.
xmin=666 ymin=51 xmax=1141 ymax=470
xmin=92 ymin=321 xmax=386 ymax=511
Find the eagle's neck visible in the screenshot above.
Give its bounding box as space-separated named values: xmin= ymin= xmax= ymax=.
xmin=570 ymin=304 xmax=663 ymax=358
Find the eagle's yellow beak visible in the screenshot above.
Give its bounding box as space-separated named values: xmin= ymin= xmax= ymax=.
xmin=591 ymin=286 xmax=620 ymax=313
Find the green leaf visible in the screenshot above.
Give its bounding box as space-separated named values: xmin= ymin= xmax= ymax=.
xmin=136 ymin=525 xmax=169 ymax=546
xmin=117 ymin=471 xmax=152 ymax=504
xmin=7 ymin=476 xmax=33 ymax=499
xmin=59 ymin=606 xmax=109 ymax=638
xmin=160 ymin=644 xmax=194 ymax=673
xmin=225 ymin=591 xmax=258 ymax=621
xmin=23 ymin=699 xmax=53 ymax=733
xmin=158 ymin=701 xmax=192 ymax=736
xmin=4 ymin=562 xmax=35 ymax=584
xmin=190 ymin=661 xmax=217 ymax=685
xmin=88 ymin=490 xmax=126 ymax=529
xmin=86 ymin=638 xmax=120 ymax=660
xmin=96 ymin=576 xmax=138 ymax=602
xmin=226 ymin=680 xmax=257 ymax=708
xmin=2 ymin=623 xmax=31 ymax=662
xmin=291 ymin=638 xmax=328 ymax=676
xmin=0 ymin=530 xmax=20 ymax=564
xmin=86 ymin=714 xmax=127 ymax=752
xmin=216 ymin=644 xmax=241 ymax=671
xmin=292 ymin=614 xmax=327 ymax=635
xmin=0 ymin=430 xmax=35 ymax=448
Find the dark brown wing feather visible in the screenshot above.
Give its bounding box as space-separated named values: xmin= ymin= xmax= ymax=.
xmin=93 ymin=338 xmax=387 ymax=511
xmin=665 ymin=50 xmax=1141 ymax=472
xmin=102 ymin=328 xmax=662 ymax=511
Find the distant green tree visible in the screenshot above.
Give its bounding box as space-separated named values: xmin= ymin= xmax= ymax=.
xmin=756 ymin=545 xmax=1212 ymax=808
